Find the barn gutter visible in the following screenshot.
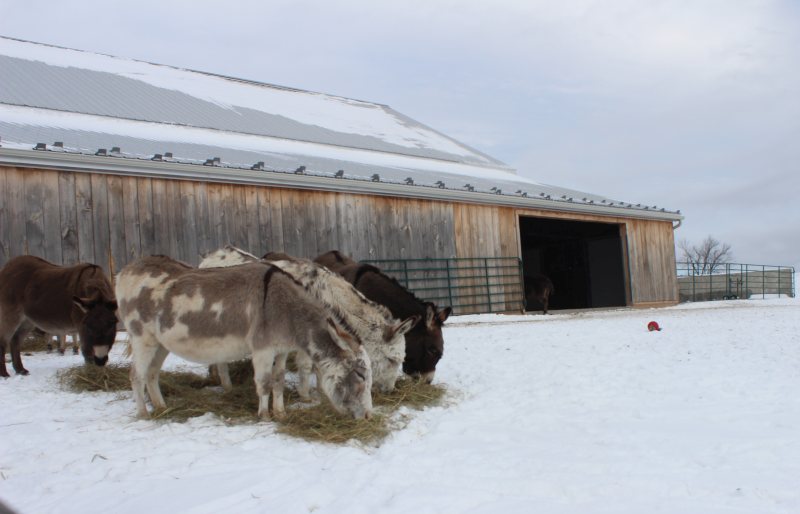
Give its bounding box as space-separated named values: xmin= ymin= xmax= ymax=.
xmin=0 ymin=148 xmax=683 ymax=222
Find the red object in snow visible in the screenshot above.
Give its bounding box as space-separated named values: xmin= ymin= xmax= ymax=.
xmin=647 ymin=321 xmax=662 ymax=331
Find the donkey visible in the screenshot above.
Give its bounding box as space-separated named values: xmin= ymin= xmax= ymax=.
xmin=116 ymin=256 xmax=373 ymax=420
xmin=0 ymin=255 xmax=118 ymax=377
xmin=313 ymin=250 xmax=357 ymax=273
xmin=525 ymin=274 xmax=554 ymax=314
xmin=269 ymin=258 xmax=420 ymax=392
xmin=322 ymin=255 xmax=452 ymax=383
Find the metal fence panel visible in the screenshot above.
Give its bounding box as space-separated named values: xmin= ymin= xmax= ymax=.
xmin=676 ymin=262 xmax=795 ymax=302
xmin=363 ymin=257 xmax=525 ymax=315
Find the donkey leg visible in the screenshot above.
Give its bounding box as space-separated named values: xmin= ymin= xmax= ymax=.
xmin=271 ymin=353 xmax=288 ymax=419
xmin=57 ymin=334 xmax=67 ymax=355
xmin=0 ymin=336 xmax=8 ymax=378
xmin=0 ymin=315 xmax=23 ymax=378
xmin=10 ymin=328 xmax=30 ymax=375
xmin=144 ymin=345 xmax=170 ymax=412
xmin=72 ymin=333 xmax=80 ymax=355
xmin=252 ymin=348 xmax=276 ymax=420
xmin=216 ymin=362 xmax=233 ymax=391
xmin=129 ymin=336 xmax=164 ymax=417
xmin=294 ymin=350 xmax=314 ymax=401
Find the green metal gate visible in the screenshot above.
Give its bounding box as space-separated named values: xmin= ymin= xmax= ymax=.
xmin=363 ymin=257 xmax=525 ymax=315
xmin=677 ymin=262 xmax=795 ymax=302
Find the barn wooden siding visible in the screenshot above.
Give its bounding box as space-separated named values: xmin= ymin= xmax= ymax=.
xmin=0 ymin=166 xmax=678 ymax=309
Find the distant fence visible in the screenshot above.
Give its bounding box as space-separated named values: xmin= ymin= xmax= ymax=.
xmin=676 ymin=262 xmax=795 ymax=302
xmin=362 ymin=257 xmax=525 ymax=315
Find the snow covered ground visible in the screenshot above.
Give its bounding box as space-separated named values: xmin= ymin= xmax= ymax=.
xmin=2 ymin=298 xmax=799 ymax=514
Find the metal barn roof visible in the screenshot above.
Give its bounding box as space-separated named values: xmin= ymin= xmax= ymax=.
xmin=0 ymin=36 xmax=681 ymax=221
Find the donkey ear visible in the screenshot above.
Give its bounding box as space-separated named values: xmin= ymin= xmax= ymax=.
xmin=385 ymin=315 xmax=420 ymax=341
xmin=326 ymin=318 xmax=360 ymax=353
xmin=437 ymin=307 xmax=452 ymax=324
xmin=72 ymin=296 xmax=91 ymax=313
xmin=425 ymin=304 xmax=436 ymax=328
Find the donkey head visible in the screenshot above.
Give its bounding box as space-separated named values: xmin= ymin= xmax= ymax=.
xmin=372 ymin=315 xmax=421 ymax=393
xmin=402 ymin=303 xmax=452 ymax=383
xmin=315 ymin=318 xmax=374 ymax=419
xmin=73 ymin=293 xmax=118 ymax=366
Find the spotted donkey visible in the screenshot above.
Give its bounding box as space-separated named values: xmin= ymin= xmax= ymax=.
xmin=116 ymin=256 xmax=373 ymax=420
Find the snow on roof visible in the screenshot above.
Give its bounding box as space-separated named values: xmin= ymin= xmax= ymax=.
xmin=0 ymin=36 xmax=681 ymax=219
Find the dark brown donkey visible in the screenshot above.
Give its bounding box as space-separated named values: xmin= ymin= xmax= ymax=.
xmin=525 ymin=273 xmax=554 ymax=314
xmin=316 ymin=254 xmax=452 ymax=383
xmin=0 ymin=256 xmax=118 ymax=377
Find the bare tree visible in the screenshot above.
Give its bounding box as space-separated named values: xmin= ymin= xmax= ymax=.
xmin=678 ymin=236 xmax=733 ymax=275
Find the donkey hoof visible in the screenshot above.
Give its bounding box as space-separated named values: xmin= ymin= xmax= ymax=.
xmin=58 ymin=349 xmax=66 ymax=355
xmin=15 ymin=368 xmax=30 ymax=376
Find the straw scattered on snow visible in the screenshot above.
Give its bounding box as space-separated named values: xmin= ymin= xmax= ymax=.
xmin=58 ymin=360 xmax=447 ymax=445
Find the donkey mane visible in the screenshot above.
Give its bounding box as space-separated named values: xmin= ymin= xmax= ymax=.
xmin=263 ymin=263 xmax=362 ymax=344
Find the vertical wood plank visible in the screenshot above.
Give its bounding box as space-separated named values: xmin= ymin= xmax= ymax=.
xmin=206 ymin=182 xmax=226 ymax=251
xmin=193 ymin=181 xmax=212 ymax=259
xmin=106 ymin=175 xmax=127 ymax=274
xmin=6 ymin=168 xmax=27 ymax=260
xmin=90 ymin=174 xmax=111 ymax=273
xmin=150 ymin=178 xmax=170 ymax=257
xmin=121 ymin=177 xmax=141 ymax=264
xmin=314 ymin=191 xmax=338 ymax=256
xmin=255 ymin=186 xmax=273 ymax=255
xmin=335 ymin=192 xmax=355 ymax=259
xmin=23 ymin=169 xmax=45 ymax=258
xmin=243 ymin=185 xmax=261 ymax=255
xmin=41 ymin=171 xmax=62 ymax=264
xmin=0 ymin=168 xmax=9 ymax=264
xmin=58 ymin=172 xmax=79 ymax=265
xmin=179 ymin=180 xmax=199 ymax=265
xmin=231 ymin=184 xmax=249 ymax=248
xmin=74 ymin=173 xmax=95 ymax=264
xmin=165 ymin=180 xmax=181 ymax=260
xmin=136 ymin=178 xmax=155 ymax=258
xmin=268 ymin=188 xmax=285 ymax=253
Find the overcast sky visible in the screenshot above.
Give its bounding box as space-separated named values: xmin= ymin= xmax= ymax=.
xmin=2 ymin=0 xmax=798 ymax=272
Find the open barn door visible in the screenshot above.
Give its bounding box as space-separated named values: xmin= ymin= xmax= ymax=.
xmin=519 ymin=216 xmax=629 ymax=311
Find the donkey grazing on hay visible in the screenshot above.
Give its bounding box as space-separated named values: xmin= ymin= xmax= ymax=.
xmin=116 ymin=256 xmax=373 ymax=420
xmin=0 ymin=255 xmax=118 ymax=377
xmin=269 ymin=258 xmax=420 ymax=392
xmin=315 ymin=252 xmax=452 ymax=383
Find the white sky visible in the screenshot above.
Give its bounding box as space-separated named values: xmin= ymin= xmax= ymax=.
xmin=1 ymin=0 xmax=798 ymax=270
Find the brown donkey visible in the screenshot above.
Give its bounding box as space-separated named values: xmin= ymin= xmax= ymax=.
xmin=0 ymin=256 xmax=118 ymax=377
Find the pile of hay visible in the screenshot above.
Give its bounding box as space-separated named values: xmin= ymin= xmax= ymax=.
xmin=58 ymin=362 xmax=447 ymax=445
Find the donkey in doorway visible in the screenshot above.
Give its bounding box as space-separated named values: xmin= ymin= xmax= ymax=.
xmin=0 ymin=255 xmax=118 ymax=377
xmin=117 ymin=256 xmax=373 ymax=420
xmin=525 ymin=274 xmax=554 ymax=314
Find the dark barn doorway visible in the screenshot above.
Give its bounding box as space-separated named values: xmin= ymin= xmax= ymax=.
xmin=519 ymin=216 xmax=628 ymax=311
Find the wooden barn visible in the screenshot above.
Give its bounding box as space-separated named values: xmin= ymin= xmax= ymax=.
xmin=0 ymin=36 xmax=683 ymax=314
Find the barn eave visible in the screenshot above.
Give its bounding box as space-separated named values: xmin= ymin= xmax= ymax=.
xmin=0 ymin=147 xmax=683 ymax=222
